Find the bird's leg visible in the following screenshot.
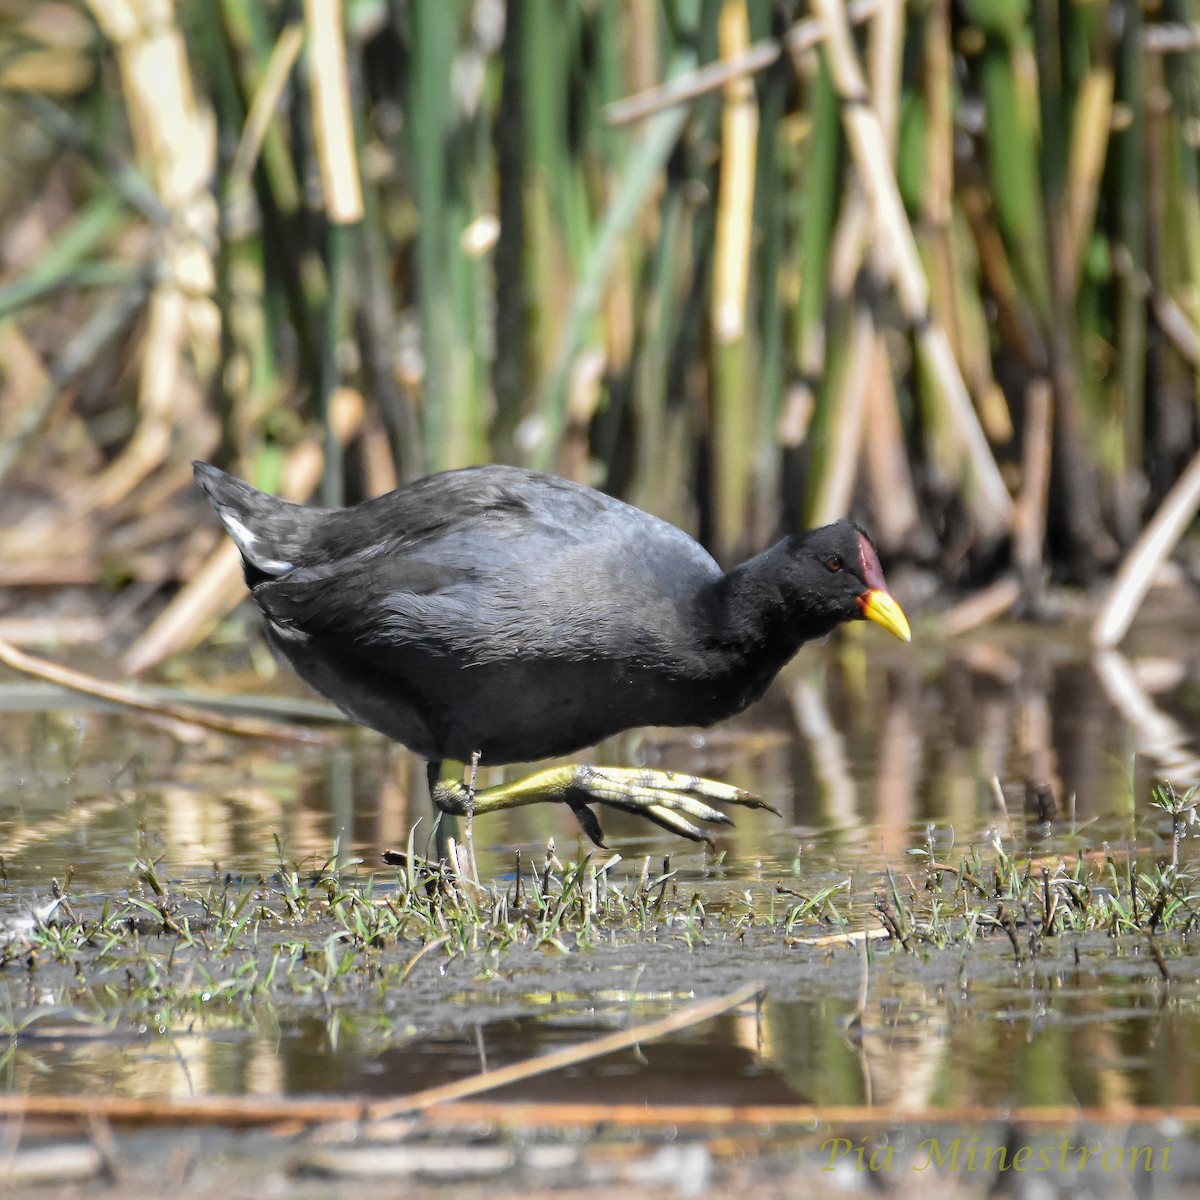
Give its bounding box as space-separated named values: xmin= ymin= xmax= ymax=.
xmin=430 ymin=764 xmax=778 ymax=848
xmin=427 ymin=757 xmax=484 ymax=876
xmin=428 ymin=760 xmax=455 ymax=862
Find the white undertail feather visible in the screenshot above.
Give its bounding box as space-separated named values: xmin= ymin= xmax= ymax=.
xmin=221 ymin=514 xmax=294 ymax=576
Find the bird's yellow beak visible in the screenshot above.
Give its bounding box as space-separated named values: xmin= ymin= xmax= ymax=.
xmin=858 ymin=589 xmax=912 ymax=642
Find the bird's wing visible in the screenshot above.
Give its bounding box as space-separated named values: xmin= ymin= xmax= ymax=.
xmin=301 ymin=468 xmax=602 ymax=563
xmin=251 ymin=534 xmax=667 ymax=669
xmin=251 ymin=549 xmax=482 ymax=656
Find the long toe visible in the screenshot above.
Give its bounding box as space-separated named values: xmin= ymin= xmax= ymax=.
xmin=564 ymin=766 xmax=780 ymax=845
xmin=642 ymin=804 xmax=712 ymax=844
xmin=595 ymin=785 xmax=734 ymax=827
xmin=581 ymin=767 xmax=781 ymax=816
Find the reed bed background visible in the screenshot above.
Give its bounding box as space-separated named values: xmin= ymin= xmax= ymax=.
xmin=0 ymin=0 xmax=1199 ymax=667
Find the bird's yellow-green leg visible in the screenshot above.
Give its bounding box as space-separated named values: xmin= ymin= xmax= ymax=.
xmin=430 ymin=763 xmax=779 ymax=847
xmin=428 ymin=760 xmax=464 ymax=862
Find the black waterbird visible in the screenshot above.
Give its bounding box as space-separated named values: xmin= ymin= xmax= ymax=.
xmin=194 ymin=462 xmax=911 ymax=845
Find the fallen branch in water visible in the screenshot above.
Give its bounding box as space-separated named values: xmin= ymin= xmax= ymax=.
xmin=0 ymin=637 xmax=330 ymax=744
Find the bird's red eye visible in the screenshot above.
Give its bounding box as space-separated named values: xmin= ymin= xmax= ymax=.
xmin=825 ymin=556 xmax=843 ymax=573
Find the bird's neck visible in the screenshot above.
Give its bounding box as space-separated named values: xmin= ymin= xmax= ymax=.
xmin=694 ymin=540 xmax=822 ymax=671
xmin=642 ymin=541 xmax=836 ymax=724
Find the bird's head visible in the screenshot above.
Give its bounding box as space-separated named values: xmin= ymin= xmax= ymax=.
xmin=791 ymin=520 xmax=911 ymax=643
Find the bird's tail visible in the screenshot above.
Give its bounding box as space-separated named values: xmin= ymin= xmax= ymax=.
xmin=192 ymin=461 xmax=319 ymax=579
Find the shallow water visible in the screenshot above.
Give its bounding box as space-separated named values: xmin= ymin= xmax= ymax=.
xmin=2 ymin=611 xmax=1199 ymax=1113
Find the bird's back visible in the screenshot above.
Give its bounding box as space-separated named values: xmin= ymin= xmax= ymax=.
xmin=195 ymin=462 xmax=718 ymax=603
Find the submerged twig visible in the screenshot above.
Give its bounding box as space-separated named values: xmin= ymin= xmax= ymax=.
xmin=367 ymin=979 xmax=766 ymax=1119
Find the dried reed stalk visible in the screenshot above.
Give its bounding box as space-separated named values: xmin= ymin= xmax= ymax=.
xmin=805 ymin=0 xmax=1014 ymax=538
xmin=78 ymin=0 xmax=218 ymax=512
xmin=1092 ymin=446 xmax=1200 ymax=647
xmin=304 ymin=0 xmax=363 ymax=225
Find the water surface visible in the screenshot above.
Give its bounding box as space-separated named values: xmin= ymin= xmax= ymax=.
xmin=2 ymin=614 xmax=1199 ymax=1113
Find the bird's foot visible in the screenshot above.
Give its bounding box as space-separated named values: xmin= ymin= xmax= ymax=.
xmin=431 ymin=764 xmax=778 ymax=847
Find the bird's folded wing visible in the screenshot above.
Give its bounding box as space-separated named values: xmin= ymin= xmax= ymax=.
xmin=252 ymin=553 xmax=478 ymax=650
